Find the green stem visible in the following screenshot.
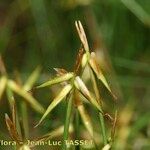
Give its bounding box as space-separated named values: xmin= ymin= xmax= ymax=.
xmin=62 ymin=93 xmax=73 ymax=150
xmin=75 ymin=109 xmax=80 ymax=150
xmin=99 ymin=112 xmax=107 ymax=145
xmin=21 ymin=101 xmax=29 ymax=139
xmin=90 ymin=69 xmax=107 ymax=146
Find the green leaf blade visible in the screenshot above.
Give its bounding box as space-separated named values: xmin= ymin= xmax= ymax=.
xmin=35 ymin=84 xmax=72 ymax=127
xmin=7 ymin=80 xmax=45 ymax=114
xmin=36 ymin=72 xmax=74 ymax=89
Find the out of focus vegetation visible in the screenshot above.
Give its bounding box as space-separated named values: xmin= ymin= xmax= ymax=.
xmin=0 ymin=0 xmax=150 ymax=150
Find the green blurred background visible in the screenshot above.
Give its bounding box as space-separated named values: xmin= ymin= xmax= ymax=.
xmin=0 ymin=0 xmax=150 ymax=149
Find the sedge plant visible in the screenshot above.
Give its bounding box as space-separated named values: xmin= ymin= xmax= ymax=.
xmin=34 ymin=20 xmax=117 ymax=149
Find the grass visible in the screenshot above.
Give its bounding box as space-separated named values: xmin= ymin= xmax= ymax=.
xmin=1 ymin=21 xmax=116 ymax=149
xmin=0 ymin=0 xmax=150 ymax=150
xmin=30 ymin=21 xmax=115 ymax=149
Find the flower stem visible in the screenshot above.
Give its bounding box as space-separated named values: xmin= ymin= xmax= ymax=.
xmin=99 ymin=112 xmax=107 ymax=145
xmin=21 ymin=101 xmax=29 ymax=138
xmin=90 ymin=69 xmax=107 ymax=146
xmin=62 ymin=93 xmax=73 ymax=150
xmin=75 ymin=109 xmax=80 ymax=150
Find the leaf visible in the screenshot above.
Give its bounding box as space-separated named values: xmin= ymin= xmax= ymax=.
xmin=89 ymin=52 xmax=116 ymax=99
xmin=5 ymin=113 xmax=22 ymax=143
xmin=74 ymin=76 xmax=102 ymax=112
xmin=78 ymin=105 xmax=93 ymax=137
xmin=7 ymin=80 xmax=45 ymax=114
xmin=0 ymin=76 xmax=7 ymax=100
xmin=121 ymin=0 xmax=150 ymax=26
xmin=23 ymin=66 xmax=41 ymax=91
xmin=36 ymin=72 xmax=74 ymax=89
xmin=35 ymin=84 xmax=72 ymax=127
xmin=75 ymin=20 xmax=90 ymax=54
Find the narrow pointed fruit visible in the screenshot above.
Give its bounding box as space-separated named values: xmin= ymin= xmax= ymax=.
xmin=35 ymin=84 xmax=72 ymax=127
xmin=74 ymin=76 xmax=102 ymax=112
xmin=36 ymin=72 xmax=74 ymax=89
xmin=0 ymin=76 xmax=7 ymax=100
xmin=75 ymin=20 xmax=90 ymax=54
xmin=74 ymin=90 xmax=82 ymax=107
xmin=7 ymin=80 xmax=45 ymax=114
xmin=81 ymin=53 xmax=88 ymax=68
xmin=5 ymin=113 xmax=22 ymax=143
xmin=24 ymin=67 xmax=41 ymax=91
xmin=89 ymin=52 xmax=116 ymax=99
xmin=78 ymin=105 xmax=93 ymax=137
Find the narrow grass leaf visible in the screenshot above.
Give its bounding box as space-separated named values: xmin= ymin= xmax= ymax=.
xmin=74 ymin=76 xmax=102 ymax=112
xmin=22 ymin=67 xmax=41 ymax=138
xmin=36 ymin=72 xmax=74 ymax=89
xmin=35 ymin=84 xmax=72 ymax=127
xmin=7 ymin=80 xmax=45 ymax=114
xmin=78 ymin=104 xmax=93 ymax=137
xmin=0 ymin=76 xmax=7 ymax=100
xmin=23 ymin=66 xmax=41 ymax=91
xmin=89 ymin=52 xmax=116 ymax=99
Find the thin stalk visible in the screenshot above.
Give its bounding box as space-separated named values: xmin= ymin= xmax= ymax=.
xmin=90 ymin=69 xmax=107 ymax=146
xmin=99 ymin=112 xmax=107 ymax=145
xmin=62 ymin=92 xmax=73 ymax=150
xmin=90 ymin=68 xmax=102 ymax=105
xmin=20 ymin=101 xmax=29 ymax=138
xmin=75 ymin=109 xmax=80 ymax=150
